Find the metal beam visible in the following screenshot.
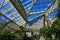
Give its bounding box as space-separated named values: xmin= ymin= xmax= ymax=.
xmin=10 ymin=0 xmax=28 ymax=22
xmin=27 ymin=0 xmax=36 ymax=13
xmin=28 ymin=0 xmax=58 ymax=16
xmin=0 ymin=12 xmax=21 ymax=28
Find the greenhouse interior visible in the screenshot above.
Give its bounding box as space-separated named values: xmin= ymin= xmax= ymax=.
xmin=0 ymin=0 xmax=60 ymax=40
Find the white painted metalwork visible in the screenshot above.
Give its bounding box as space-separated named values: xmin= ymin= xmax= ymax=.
xmin=0 ymin=0 xmax=10 ymax=8
xmin=8 ymin=11 xmax=17 ymax=17
xmin=2 ymin=7 xmax=14 ymax=14
xmin=0 ymin=0 xmax=26 ymax=26
xmin=0 ymin=0 xmax=58 ymax=28
xmin=26 ymin=0 xmax=58 ymax=30
xmin=45 ymin=0 xmax=58 ymax=16
xmin=28 ymin=15 xmax=41 ymax=21
xmin=21 ymin=0 xmax=36 ymax=13
xmin=14 ymin=17 xmax=21 ymax=22
xmin=26 ymin=18 xmax=44 ymax=30
xmin=23 ymin=0 xmax=32 ymax=5
xmin=6 ymin=22 xmax=20 ymax=30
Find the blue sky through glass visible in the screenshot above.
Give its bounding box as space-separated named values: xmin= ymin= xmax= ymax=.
xmin=0 ymin=16 xmax=9 ymax=23
xmin=21 ymin=0 xmax=52 ymax=13
xmin=0 ymin=0 xmax=58 ymax=26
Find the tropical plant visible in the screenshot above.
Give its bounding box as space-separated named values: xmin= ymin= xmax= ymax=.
xmin=13 ymin=26 xmax=26 ymax=40
xmin=0 ymin=24 xmax=26 ymax=40
xmin=39 ymin=1 xmax=60 ymax=40
xmin=0 ymin=30 xmax=18 ymax=40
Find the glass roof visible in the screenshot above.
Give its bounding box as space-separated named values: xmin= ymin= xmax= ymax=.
xmin=21 ymin=0 xmax=58 ymax=25
xmin=0 ymin=16 xmax=9 ymax=23
xmin=21 ymin=0 xmax=52 ymax=13
xmin=0 ymin=0 xmax=26 ymax=26
xmin=0 ymin=0 xmax=58 ymax=26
